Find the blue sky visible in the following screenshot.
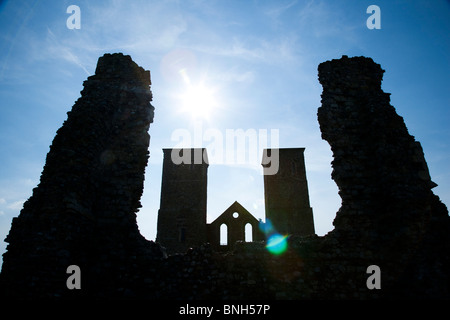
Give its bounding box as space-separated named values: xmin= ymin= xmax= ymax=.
xmin=0 ymin=0 xmax=449 ymax=264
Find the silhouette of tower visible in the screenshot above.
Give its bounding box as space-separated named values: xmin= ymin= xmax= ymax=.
xmin=262 ymin=148 xmax=315 ymax=236
xmin=156 ymin=148 xmax=208 ymax=254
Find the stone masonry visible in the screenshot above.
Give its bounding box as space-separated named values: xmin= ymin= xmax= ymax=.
xmin=157 ymin=147 xmax=313 ymax=255
xmin=157 ymin=148 xmax=208 ymax=255
xmin=1 ymin=54 xmax=448 ymax=299
xmin=262 ymin=148 xmax=315 ymax=237
xmin=315 ymin=55 xmax=450 ymax=298
xmin=0 ymin=53 xmax=162 ymax=298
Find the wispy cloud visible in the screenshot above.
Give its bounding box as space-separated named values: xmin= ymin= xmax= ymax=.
xmin=215 ymin=66 xmax=255 ymax=84
xmin=81 ymin=0 xmax=188 ymax=54
xmin=0 ymin=197 xmax=25 ymax=216
xmin=45 ymin=27 xmax=91 ymax=76
xmin=295 ymin=0 xmax=360 ymax=40
xmin=193 ymin=34 xmax=300 ymax=66
xmin=263 ymin=0 xmax=298 ymax=21
xmin=7 ymin=200 xmax=25 ymax=211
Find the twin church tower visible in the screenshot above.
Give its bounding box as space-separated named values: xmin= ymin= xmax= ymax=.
xmin=156 ymin=148 xmax=315 ymax=254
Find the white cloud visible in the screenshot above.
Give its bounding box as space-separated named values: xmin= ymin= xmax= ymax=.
xmin=7 ymin=200 xmax=25 ymax=211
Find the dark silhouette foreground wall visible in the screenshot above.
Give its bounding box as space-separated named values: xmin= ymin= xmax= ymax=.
xmin=0 ymin=54 xmax=448 ymax=299
xmin=0 ymin=53 xmax=162 ymax=298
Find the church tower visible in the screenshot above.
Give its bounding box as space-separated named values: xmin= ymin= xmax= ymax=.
xmin=262 ymin=148 xmax=315 ymax=236
xmin=156 ymin=148 xmax=208 ymax=254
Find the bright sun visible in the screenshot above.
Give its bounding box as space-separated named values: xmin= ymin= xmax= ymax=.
xmin=181 ymin=83 xmax=217 ymax=120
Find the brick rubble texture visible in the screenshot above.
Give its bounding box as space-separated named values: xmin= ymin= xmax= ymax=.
xmin=0 ymin=53 xmax=162 ymax=298
xmin=1 ymin=54 xmax=448 ymax=299
xmin=316 ymin=56 xmax=450 ymax=298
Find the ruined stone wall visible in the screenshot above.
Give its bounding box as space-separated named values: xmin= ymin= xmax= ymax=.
xmin=316 ymin=56 xmax=450 ymax=298
xmin=207 ymin=201 xmax=265 ymax=252
xmin=1 ymin=54 xmax=448 ymax=299
xmin=146 ymin=56 xmax=449 ymax=299
xmin=0 ymin=53 xmax=162 ymax=298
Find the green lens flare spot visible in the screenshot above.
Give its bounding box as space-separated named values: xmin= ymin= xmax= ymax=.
xmin=266 ymin=234 xmax=288 ymax=255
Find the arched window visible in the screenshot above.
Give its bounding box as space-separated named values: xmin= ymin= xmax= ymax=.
xmin=220 ymin=224 xmax=228 ymax=245
xmin=245 ymin=223 xmax=253 ymax=242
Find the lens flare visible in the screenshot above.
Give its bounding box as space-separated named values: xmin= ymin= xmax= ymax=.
xmin=266 ymin=234 xmax=288 ymax=255
xmin=259 ymin=219 xmax=274 ymax=235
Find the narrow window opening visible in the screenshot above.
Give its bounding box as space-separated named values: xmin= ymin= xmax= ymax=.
xmin=245 ymin=223 xmax=253 ymax=242
xmin=220 ymin=224 xmax=228 ymax=245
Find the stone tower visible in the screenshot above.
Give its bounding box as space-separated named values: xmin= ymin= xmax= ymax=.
xmin=262 ymin=148 xmax=315 ymax=236
xmin=156 ymin=148 xmax=208 ymax=254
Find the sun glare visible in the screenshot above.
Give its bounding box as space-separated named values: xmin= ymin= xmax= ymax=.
xmin=181 ymin=83 xmax=218 ymax=120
